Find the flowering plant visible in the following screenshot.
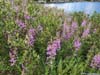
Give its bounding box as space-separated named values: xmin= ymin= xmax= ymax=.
xmin=0 ymin=0 xmax=100 ymax=75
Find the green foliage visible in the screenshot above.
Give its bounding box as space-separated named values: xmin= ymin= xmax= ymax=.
xmin=0 ymin=0 xmax=100 ymax=75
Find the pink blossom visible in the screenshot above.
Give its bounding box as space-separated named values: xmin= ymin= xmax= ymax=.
xmin=24 ymin=14 xmax=30 ymax=20
xmin=16 ymin=19 xmax=26 ymax=28
xmin=82 ymin=28 xmax=90 ymax=38
xmin=71 ymin=21 xmax=78 ymax=30
xmin=81 ymin=20 xmax=87 ymax=27
xmin=46 ymin=39 xmax=61 ymax=61
xmin=74 ymin=39 xmax=81 ymax=50
xmin=27 ymin=28 xmax=36 ymax=46
xmin=90 ymin=54 xmax=100 ymax=69
xmin=9 ymin=48 xmax=17 ymax=66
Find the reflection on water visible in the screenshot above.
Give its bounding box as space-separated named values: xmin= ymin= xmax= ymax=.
xmin=44 ymin=2 xmax=100 ymax=14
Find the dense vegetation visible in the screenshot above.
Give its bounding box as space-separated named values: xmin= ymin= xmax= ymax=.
xmin=0 ymin=0 xmax=100 ymax=75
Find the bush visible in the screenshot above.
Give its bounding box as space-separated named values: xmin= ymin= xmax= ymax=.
xmin=0 ymin=0 xmax=100 ymax=75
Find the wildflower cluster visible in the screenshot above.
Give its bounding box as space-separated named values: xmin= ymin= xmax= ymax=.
xmin=73 ymin=38 xmax=81 ymax=50
xmin=90 ymin=54 xmax=100 ymax=69
xmin=46 ymin=38 xmax=61 ymax=63
xmin=27 ymin=28 xmax=36 ymax=46
xmin=81 ymin=20 xmax=87 ymax=27
xmin=63 ymin=20 xmax=78 ymax=40
xmin=9 ymin=48 xmax=17 ymax=66
xmin=82 ymin=28 xmax=90 ymax=38
xmin=81 ymin=21 xmax=91 ymax=38
xmin=16 ymin=19 xmax=26 ymax=28
xmin=24 ymin=14 xmax=31 ymax=20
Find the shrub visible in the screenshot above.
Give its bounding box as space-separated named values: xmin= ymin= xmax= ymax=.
xmin=0 ymin=0 xmax=100 ymax=75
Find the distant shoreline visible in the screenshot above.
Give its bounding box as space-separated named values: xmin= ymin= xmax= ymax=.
xmin=37 ymin=1 xmax=100 ymax=4
xmin=43 ymin=1 xmax=100 ymax=4
xmin=44 ymin=2 xmax=100 ymax=15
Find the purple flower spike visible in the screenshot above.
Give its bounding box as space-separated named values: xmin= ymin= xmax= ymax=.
xmin=65 ymin=32 xmax=72 ymax=40
xmin=27 ymin=28 xmax=36 ymax=46
xmin=71 ymin=21 xmax=78 ymax=30
xmin=90 ymin=54 xmax=100 ymax=69
xmin=16 ymin=19 xmax=26 ymax=28
xmin=63 ymin=21 xmax=78 ymax=40
xmin=9 ymin=48 xmax=17 ymax=66
xmin=82 ymin=28 xmax=90 ymax=38
xmin=46 ymin=39 xmax=61 ymax=62
xmin=74 ymin=38 xmax=81 ymax=50
xmin=71 ymin=21 xmax=78 ymax=34
xmin=24 ymin=14 xmax=30 ymax=20
xmin=81 ymin=20 xmax=87 ymax=27
xmin=19 ymin=21 xmax=26 ymax=28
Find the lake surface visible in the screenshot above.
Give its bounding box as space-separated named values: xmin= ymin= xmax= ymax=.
xmin=44 ymin=2 xmax=100 ymax=14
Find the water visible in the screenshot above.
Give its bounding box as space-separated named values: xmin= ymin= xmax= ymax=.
xmin=44 ymin=2 xmax=100 ymax=14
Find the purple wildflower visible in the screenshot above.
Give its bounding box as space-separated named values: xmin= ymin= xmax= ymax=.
xmin=27 ymin=28 xmax=36 ymax=46
xmin=62 ymin=20 xmax=78 ymax=40
xmin=46 ymin=39 xmax=61 ymax=61
xmin=62 ymin=20 xmax=71 ymax=39
xmin=24 ymin=14 xmax=30 ymax=20
xmin=90 ymin=54 xmax=100 ymax=69
xmin=65 ymin=21 xmax=78 ymax=40
xmin=9 ymin=48 xmax=17 ymax=66
xmin=81 ymin=20 xmax=87 ymax=27
xmin=82 ymin=28 xmax=90 ymax=38
xmin=73 ymin=38 xmax=81 ymax=50
xmin=71 ymin=21 xmax=78 ymax=33
xmin=65 ymin=32 xmax=73 ymax=40
xmin=52 ymin=39 xmax=61 ymax=50
xmin=71 ymin=21 xmax=78 ymax=30
xmin=16 ymin=19 xmax=26 ymax=28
